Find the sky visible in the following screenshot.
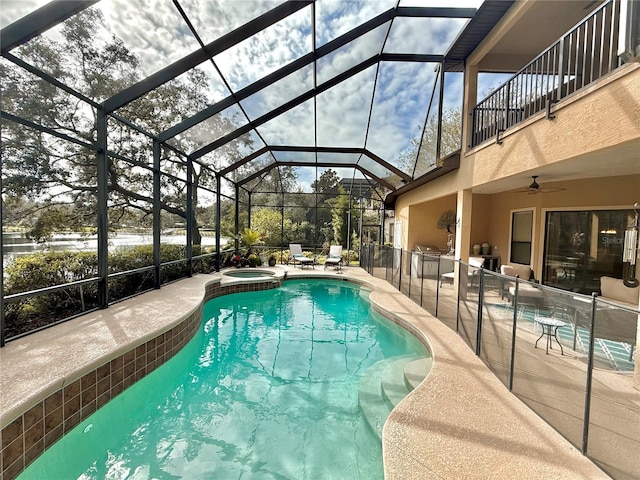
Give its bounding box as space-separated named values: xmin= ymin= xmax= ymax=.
xmin=1 ymin=0 xmax=485 ymax=192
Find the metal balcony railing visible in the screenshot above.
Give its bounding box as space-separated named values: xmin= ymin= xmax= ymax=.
xmin=471 ymin=0 xmax=621 ymax=147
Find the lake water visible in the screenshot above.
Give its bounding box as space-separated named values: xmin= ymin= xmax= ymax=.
xmin=2 ymin=232 xmax=222 ymax=256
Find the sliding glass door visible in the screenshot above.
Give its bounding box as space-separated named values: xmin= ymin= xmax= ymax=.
xmin=543 ymin=209 xmax=633 ymax=293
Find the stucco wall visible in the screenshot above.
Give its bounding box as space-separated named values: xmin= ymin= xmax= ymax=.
xmin=394 ymin=64 xmax=640 ymax=255
xmin=470 ymin=64 xmax=640 ymax=184
xmin=487 ymin=175 xmax=640 ymax=277
xmin=408 ymin=195 xmax=456 ymax=251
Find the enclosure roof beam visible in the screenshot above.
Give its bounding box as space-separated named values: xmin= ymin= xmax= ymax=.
xmin=265 ymin=146 xmax=410 ymax=182
xmin=158 ymin=7 xmax=399 ymax=142
xmin=191 ymin=54 xmax=381 ymax=160
xmin=235 ymin=164 xmax=276 ymax=187
xmin=1 ymin=0 xmax=99 ymax=54
xmin=156 ymin=7 xmax=466 ymax=143
xmin=189 ymin=51 xmax=445 ymax=162
xmin=216 ymin=147 xmax=271 ymax=176
xmin=235 ymin=160 xmax=396 ymax=192
xmin=353 ymin=166 xmax=395 ymax=191
xmin=103 ymin=1 xmax=312 ymax=113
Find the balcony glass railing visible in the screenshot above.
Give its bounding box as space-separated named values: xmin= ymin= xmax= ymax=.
xmin=360 ymin=243 xmax=639 ymax=480
xmin=471 ymin=0 xmax=621 ymax=147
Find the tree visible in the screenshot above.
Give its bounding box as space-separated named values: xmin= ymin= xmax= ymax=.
xmin=1 ymin=8 xmax=251 ymax=247
xmin=308 ymin=169 xmax=341 ymax=244
xmin=330 ymin=185 xmax=349 ymax=246
xmin=396 ymin=108 xmax=462 ymax=178
xmin=311 ymin=170 xmax=339 ymax=194
xmin=251 ymin=207 xmax=310 ymax=247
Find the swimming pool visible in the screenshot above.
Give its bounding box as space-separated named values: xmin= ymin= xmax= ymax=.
xmin=19 ymin=279 xmax=428 ymax=479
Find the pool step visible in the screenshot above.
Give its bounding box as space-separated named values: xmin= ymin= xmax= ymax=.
xmin=403 ymin=357 xmax=432 ymax=391
xmin=358 ymin=358 xmax=393 ymax=439
xmin=358 ymin=355 xmax=431 ymax=440
xmin=380 ymin=356 xmax=419 ymax=408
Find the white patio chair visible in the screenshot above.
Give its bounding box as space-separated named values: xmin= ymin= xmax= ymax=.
xmin=324 ymin=245 xmax=343 ymax=271
xmin=289 ymin=243 xmax=314 ymax=269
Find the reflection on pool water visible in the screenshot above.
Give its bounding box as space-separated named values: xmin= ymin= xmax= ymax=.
xmin=19 ymin=279 xmax=427 ymax=480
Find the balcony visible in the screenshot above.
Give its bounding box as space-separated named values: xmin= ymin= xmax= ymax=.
xmin=472 ymin=0 xmax=623 ymax=147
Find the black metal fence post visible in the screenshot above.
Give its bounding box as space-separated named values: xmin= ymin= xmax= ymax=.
xmin=582 ymin=293 xmax=598 ymax=454
xmin=398 ymin=248 xmax=403 ymax=291
xmin=434 ymin=255 xmax=441 ymax=316
xmin=475 ymin=266 xmax=485 ymax=356
xmin=408 ymin=250 xmax=412 ymax=298
xmin=508 ymin=276 xmax=520 ymax=390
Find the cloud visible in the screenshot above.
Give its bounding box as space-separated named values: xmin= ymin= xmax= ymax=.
xmin=97 ymin=0 xmax=201 ymax=77
xmin=6 ymin=0 xmax=481 ymax=187
xmin=0 ymin=0 xmax=50 ymax=28
xmin=315 ymin=0 xmax=396 ymax=46
xmin=384 ymin=17 xmax=468 ymax=54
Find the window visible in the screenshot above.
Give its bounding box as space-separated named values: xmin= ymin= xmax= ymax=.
xmin=510 ymin=210 xmax=533 ymax=265
xmin=543 ymin=209 xmax=633 ymax=293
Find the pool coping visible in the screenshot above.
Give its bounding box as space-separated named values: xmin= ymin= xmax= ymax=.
xmin=0 ymin=268 xmax=609 ymax=479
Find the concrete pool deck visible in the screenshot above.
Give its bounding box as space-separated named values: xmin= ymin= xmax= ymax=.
xmin=0 ymin=267 xmax=611 ymax=479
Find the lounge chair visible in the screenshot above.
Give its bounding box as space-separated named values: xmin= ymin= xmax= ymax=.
xmin=324 ymin=245 xmax=343 ymax=271
xmin=289 ymin=243 xmax=314 ymax=269
xmin=500 ymin=264 xmax=544 ymax=307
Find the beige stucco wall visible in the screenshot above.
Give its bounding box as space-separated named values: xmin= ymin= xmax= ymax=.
xmin=395 ymin=64 xmax=640 ymax=257
xmin=399 ymin=175 xmax=639 ymax=278
xmin=470 ymin=63 xmax=640 ymax=185
xmin=484 ymin=175 xmax=640 ymax=277
xmin=407 ymin=195 xmax=456 ymax=251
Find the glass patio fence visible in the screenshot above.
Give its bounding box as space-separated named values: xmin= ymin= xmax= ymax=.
xmin=360 ymin=243 xmax=638 ymax=480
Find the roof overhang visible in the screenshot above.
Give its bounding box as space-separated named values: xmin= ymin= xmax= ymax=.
xmin=384 ymin=150 xmax=461 ymax=209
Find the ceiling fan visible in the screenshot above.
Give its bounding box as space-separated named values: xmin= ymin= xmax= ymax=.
xmin=517 ymin=176 xmax=566 ymax=194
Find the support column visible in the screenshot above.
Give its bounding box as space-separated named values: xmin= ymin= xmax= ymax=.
xmin=347 ymin=193 xmax=352 ymax=254
xmin=456 ymin=188 xmax=473 ymax=262
xmin=215 ymin=174 xmax=221 ymax=272
xmin=234 ymin=184 xmax=240 ymax=251
xmin=97 ymin=109 xmax=109 ymax=306
xmin=247 ymin=191 xmax=252 ymax=229
xmin=186 ymin=155 xmax=193 ymax=277
xmin=435 ymin=61 xmax=445 ymax=163
xmin=461 ymin=63 xmax=479 ymax=153
xmin=0 ymin=146 xmax=4 ymax=345
xmin=455 ymin=189 xmax=473 ymax=299
xmin=153 ymin=140 xmax=161 ymax=288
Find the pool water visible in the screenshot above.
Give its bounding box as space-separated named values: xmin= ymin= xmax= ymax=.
xmin=20 ymin=279 xmax=427 ymax=479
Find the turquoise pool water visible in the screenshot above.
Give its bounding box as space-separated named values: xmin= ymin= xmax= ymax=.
xmin=20 ymin=279 xmax=427 ymax=479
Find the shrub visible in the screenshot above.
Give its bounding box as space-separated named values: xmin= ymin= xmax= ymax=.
xmin=3 ymin=244 xmax=192 ymax=338
xmin=247 ymin=253 xmax=261 ymax=267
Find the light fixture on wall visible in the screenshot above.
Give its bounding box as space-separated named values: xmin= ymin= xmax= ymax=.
xmin=622 ymin=203 xmax=639 ymax=288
